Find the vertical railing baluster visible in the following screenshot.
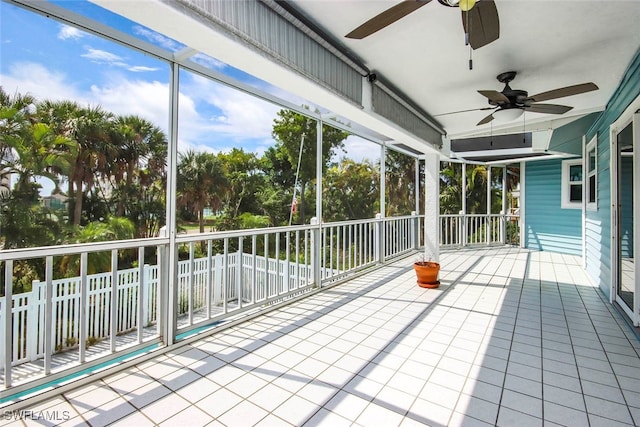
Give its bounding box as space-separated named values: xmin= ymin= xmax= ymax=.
xmin=294 ymin=231 xmax=300 ymax=290
xmin=223 ymin=238 xmax=229 ymax=312
xmin=252 ymin=235 xmax=257 ymax=302
xmin=275 ymin=233 xmax=281 ymax=294
xmin=207 ymin=240 xmax=212 ymax=318
xmin=109 ymin=250 xmax=118 ymax=353
xmin=238 ymin=236 xmax=244 ymax=308
xmin=356 ymin=224 xmax=363 ymax=267
xmin=137 ymin=247 xmax=145 ymax=344
xmin=322 ymin=227 xmax=327 ymax=281
xmin=188 ymin=242 xmax=194 ymax=325
xmin=263 ymin=234 xmax=269 ymax=297
xmin=305 ymin=228 xmax=309 ymax=286
xmin=79 ymin=253 xmax=88 ymax=363
xmin=4 ymin=260 xmax=13 ymax=388
xmin=285 ymin=233 xmax=291 ymax=292
xmin=348 ymin=223 xmax=352 ymax=271
xmin=44 ymin=256 xmax=53 ymax=373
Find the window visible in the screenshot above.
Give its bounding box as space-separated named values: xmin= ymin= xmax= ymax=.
xmin=561 ymin=159 xmax=583 ymax=209
xmin=586 ymin=136 xmax=598 ymax=210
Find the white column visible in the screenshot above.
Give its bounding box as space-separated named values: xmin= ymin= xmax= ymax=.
xmin=380 ymin=145 xmax=386 ymax=218
xmin=165 ymin=61 xmax=180 ymax=346
xmin=502 ymin=166 xmax=508 ymax=244
xmin=487 ymin=166 xmax=492 ymax=245
xmin=424 ymin=153 xmax=440 ymax=262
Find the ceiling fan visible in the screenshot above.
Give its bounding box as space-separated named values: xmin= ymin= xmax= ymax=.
xmin=345 ymin=0 xmax=499 ymax=50
xmin=474 ymin=71 xmax=599 ymax=125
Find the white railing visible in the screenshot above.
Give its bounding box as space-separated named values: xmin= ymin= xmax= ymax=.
xmin=0 ymin=252 xmax=315 ymax=368
xmin=440 ymin=213 xmax=520 ymax=247
xmin=1 ymin=214 xmax=426 ymax=393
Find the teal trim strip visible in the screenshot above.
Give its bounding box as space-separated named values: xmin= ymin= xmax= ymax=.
xmin=0 ymin=343 xmax=160 ymax=405
xmin=175 ymin=320 xmax=224 ymax=341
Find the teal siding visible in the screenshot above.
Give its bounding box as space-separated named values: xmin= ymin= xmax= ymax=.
xmin=548 ymin=112 xmax=599 ymax=155
xmin=583 ymin=48 xmax=640 ymax=299
xmin=525 ymin=159 xmax=582 ymax=255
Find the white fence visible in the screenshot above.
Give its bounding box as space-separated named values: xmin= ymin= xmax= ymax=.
xmin=0 ymin=252 xmax=312 ymax=368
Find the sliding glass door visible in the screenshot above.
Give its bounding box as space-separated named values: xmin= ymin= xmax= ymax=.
xmin=614 ymin=115 xmax=639 ymax=325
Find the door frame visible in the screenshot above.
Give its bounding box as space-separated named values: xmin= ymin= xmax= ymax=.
xmin=610 ymin=107 xmax=640 ymax=326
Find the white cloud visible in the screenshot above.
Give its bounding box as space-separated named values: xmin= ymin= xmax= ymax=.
xmin=128 ymin=65 xmax=160 ymax=73
xmin=0 ymin=62 xmax=86 ymax=103
xmin=80 ymin=47 xmax=158 ymax=73
xmin=58 ymin=25 xmax=84 ymax=41
xmin=89 ymin=76 xmax=170 ymax=132
xmin=190 ymin=53 xmax=227 ymax=70
xmin=133 ymin=26 xmax=182 ymax=51
xmin=176 ymin=73 xmax=280 ymax=150
xmin=336 ymin=135 xmax=380 ymax=164
xmin=187 ymin=74 xmax=280 ymax=136
xmin=81 ymin=48 xmax=127 ymax=67
xmin=2 ymin=61 xmax=281 ymax=157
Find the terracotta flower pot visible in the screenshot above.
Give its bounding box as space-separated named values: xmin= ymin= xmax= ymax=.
xmin=413 ymin=261 xmax=440 ymax=288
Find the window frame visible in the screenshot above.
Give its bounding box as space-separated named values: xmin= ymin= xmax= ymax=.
xmin=585 ymin=136 xmax=598 ymax=211
xmin=561 ymin=158 xmax=583 ymax=209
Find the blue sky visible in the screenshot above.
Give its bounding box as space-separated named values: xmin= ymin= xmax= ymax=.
xmin=0 ymin=1 xmax=380 ymax=193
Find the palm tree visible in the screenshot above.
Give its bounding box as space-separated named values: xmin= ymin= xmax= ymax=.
xmin=440 ymin=162 xmax=490 ymax=214
xmin=385 ymin=149 xmax=418 ymax=216
xmin=59 ymin=216 xmax=136 ymax=276
xmin=0 ymin=90 xmax=77 ymax=250
xmin=37 ymin=101 xmax=116 ymax=225
xmin=110 ymin=115 xmax=167 ymax=218
xmin=177 ymin=150 xmax=227 ymax=233
xmin=0 ymin=88 xmax=37 ymax=191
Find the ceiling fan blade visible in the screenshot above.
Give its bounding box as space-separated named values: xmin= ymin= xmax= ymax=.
xmin=528 ymin=83 xmax=599 ymax=103
xmin=345 ymin=0 xmax=432 ymax=39
xmin=478 ymin=90 xmax=509 ymax=104
xmin=462 ymin=0 xmax=499 ymax=49
xmin=477 ymin=113 xmax=495 ymax=126
xmin=435 ymin=106 xmax=495 ymax=117
xmin=526 ymin=104 xmax=574 ymax=115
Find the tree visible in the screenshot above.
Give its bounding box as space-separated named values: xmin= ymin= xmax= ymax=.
xmin=0 ymin=88 xmax=37 ymax=172
xmin=0 ymin=90 xmax=76 ymax=249
xmin=110 ymin=115 xmax=166 ymax=214
xmin=217 ymin=148 xmax=263 ymax=218
xmin=38 ymin=101 xmax=116 ymax=225
xmin=70 ymin=106 xmax=116 ymax=225
xmin=440 ymin=162 xmax=495 ymax=214
xmin=177 ymin=150 xmax=227 ymax=233
xmin=323 ymin=158 xmax=379 ymax=221
xmin=109 ymin=115 xmax=167 ymax=237
xmin=59 ymin=216 xmax=136 ymax=276
xmin=271 ymin=109 xmax=348 ymax=224
xmin=385 ymin=149 xmax=419 ymax=216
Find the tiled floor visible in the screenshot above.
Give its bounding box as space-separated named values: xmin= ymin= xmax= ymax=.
xmin=6 ymin=247 xmax=640 ymax=426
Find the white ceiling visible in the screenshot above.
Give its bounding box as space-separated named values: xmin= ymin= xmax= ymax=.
xmin=290 ymin=0 xmax=640 ymax=139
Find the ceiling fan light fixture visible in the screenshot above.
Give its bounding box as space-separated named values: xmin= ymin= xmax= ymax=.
xmin=459 ymin=0 xmax=477 ymax=12
xmin=493 ymin=108 xmax=524 ymax=123
xmin=440 ymin=0 xmax=477 ymax=11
